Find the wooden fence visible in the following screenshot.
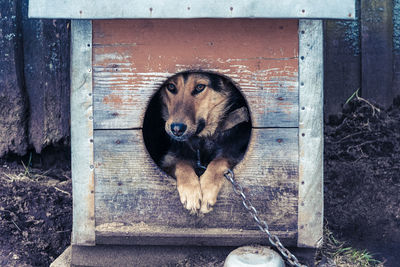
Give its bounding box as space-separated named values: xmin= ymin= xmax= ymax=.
xmin=325 ymin=0 xmax=400 ymax=118
xmin=1 ymin=0 xmax=399 ymax=156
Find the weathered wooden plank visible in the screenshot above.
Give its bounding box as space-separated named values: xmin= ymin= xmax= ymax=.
xmin=324 ymin=20 xmax=361 ymax=120
xmin=71 ymin=20 xmax=95 ymax=246
xmin=298 ymin=20 xmax=323 ymax=248
xmin=361 ymin=0 xmax=393 ymax=107
xmin=0 ymin=0 xmax=28 ymax=157
xmin=92 ymin=19 xmax=299 ymax=129
xmin=94 ymin=128 xmax=298 ymax=245
xmin=394 ymin=55 xmax=400 ymax=101
xmin=21 ymin=0 xmax=70 ymax=153
xmin=29 ymin=0 xmax=356 ymax=20
xmin=394 ymin=0 xmax=400 ymax=100
xmin=95 ymin=225 xmax=296 ymax=246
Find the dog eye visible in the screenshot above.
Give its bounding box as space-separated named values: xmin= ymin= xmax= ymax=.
xmin=194 ymin=84 xmax=206 ymax=94
xmin=166 ymin=83 xmax=177 ymax=93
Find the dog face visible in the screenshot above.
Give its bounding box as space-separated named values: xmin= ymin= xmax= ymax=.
xmin=161 ymin=72 xmax=230 ymax=141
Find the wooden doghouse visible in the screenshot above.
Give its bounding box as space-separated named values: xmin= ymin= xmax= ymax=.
xmin=30 ymin=0 xmax=355 ymax=265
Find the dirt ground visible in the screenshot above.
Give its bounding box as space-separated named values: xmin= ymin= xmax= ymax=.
xmin=0 ymin=98 xmax=399 ymax=266
xmin=0 ymin=159 xmax=72 ymax=266
xmin=322 ymin=98 xmax=400 ymax=266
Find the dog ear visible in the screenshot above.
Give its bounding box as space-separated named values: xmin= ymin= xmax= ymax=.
xmin=206 ymin=74 xmax=223 ymax=92
xmin=221 ymin=107 xmax=249 ymax=131
xmin=207 ymin=74 xmax=231 ymax=93
xmin=219 ymin=77 xmax=236 ymax=93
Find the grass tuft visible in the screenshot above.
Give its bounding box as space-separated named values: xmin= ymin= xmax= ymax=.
xmin=317 ymin=226 xmax=384 ymax=267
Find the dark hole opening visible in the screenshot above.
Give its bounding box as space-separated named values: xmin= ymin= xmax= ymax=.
xmin=142 ymin=71 xmax=252 ymax=175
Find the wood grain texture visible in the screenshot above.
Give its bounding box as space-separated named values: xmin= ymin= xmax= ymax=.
xmin=324 ymin=20 xmax=361 ymax=120
xmin=92 ymin=19 xmax=299 ymax=129
xmin=95 ymin=223 xmax=296 ymax=246
xmin=94 ymin=128 xmax=298 ymax=245
xmin=0 ymin=0 xmax=28 ymax=157
xmin=71 ymin=20 xmax=95 ymax=246
xmin=21 ymin=0 xmax=70 ymax=153
xmin=394 ymin=54 xmax=400 ymax=100
xmin=361 ymin=0 xmax=394 ymax=107
xmin=298 ymin=20 xmax=323 ymax=248
xmin=29 ymin=0 xmax=356 ymax=20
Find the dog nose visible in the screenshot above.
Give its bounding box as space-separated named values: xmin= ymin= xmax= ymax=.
xmin=171 ymin=123 xmax=187 ymax=137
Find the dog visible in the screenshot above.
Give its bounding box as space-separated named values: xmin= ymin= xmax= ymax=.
xmin=159 ymin=71 xmax=251 ymax=214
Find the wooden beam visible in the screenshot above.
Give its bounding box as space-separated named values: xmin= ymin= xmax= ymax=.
xmin=393 ymin=0 xmax=400 ymax=99
xmin=361 ymin=0 xmax=394 ymax=107
xmin=324 ymin=20 xmax=361 ymax=120
xmin=298 ymin=19 xmax=324 ymax=248
xmin=21 ymin=0 xmax=70 ymax=153
xmin=71 ymin=20 xmax=95 ymax=246
xmin=29 ymin=0 xmax=356 ymax=20
xmin=0 ymin=0 xmax=28 ymax=157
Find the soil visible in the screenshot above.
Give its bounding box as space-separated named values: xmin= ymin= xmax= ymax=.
xmin=323 ymin=98 xmax=400 ymax=266
xmin=0 ymin=160 xmax=72 ymax=267
xmin=0 ymin=98 xmax=399 ymax=266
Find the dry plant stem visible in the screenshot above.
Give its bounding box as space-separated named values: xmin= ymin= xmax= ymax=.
xmin=356 ymin=95 xmax=381 ymax=115
xmin=1 ymin=172 xmax=14 ymax=181
xmin=54 ymin=186 xmax=71 ymax=196
xmin=12 ymin=220 xmax=22 ymax=232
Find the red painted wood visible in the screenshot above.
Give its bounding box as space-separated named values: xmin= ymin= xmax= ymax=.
xmin=92 ymin=19 xmax=299 ymax=129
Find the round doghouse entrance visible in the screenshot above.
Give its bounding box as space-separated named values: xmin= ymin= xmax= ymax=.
xmin=142 ymin=71 xmax=252 ymax=175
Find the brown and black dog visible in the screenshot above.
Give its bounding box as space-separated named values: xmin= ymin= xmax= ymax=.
xmin=159 ymin=72 xmax=251 ymax=214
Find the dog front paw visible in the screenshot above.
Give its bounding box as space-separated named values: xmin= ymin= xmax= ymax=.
xmin=199 ymin=158 xmax=229 ymax=214
xmin=200 ymin=181 xmax=219 ymax=214
xmin=177 ymin=181 xmax=202 ymax=214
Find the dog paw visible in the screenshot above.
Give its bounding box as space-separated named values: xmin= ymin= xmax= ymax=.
xmin=199 ymin=181 xmax=220 ymax=214
xmin=177 ymin=181 xmax=202 ymax=214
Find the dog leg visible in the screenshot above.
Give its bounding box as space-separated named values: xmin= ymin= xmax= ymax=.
xmin=175 ymin=161 xmax=202 ymax=214
xmin=199 ymin=158 xmax=229 ymax=214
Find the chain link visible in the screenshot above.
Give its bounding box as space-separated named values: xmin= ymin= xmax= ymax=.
xmin=224 ymin=169 xmax=307 ymax=267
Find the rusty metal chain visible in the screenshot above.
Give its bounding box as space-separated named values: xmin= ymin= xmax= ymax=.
xmin=224 ymin=169 xmax=307 ymax=267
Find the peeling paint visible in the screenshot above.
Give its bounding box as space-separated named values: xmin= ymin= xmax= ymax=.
xmin=4 ymin=33 xmax=15 ymax=40
xmin=326 ymin=0 xmax=360 ymax=56
xmin=95 ymin=52 xmax=127 ymax=62
xmin=334 ymin=19 xmax=360 ymax=56
xmin=92 ymin=19 xmax=299 ymax=129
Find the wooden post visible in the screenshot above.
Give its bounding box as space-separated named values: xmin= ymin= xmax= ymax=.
xmin=71 ymin=20 xmax=95 ymax=246
xmin=298 ymin=20 xmax=323 ymax=248
xmin=361 ymin=0 xmax=393 ymax=107
xmin=324 ymin=20 xmax=361 ymax=120
xmin=394 ymin=0 xmax=400 ymax=99
xmin=21 ymin=0 xmax=71 ymax=153
xmin=0 ymin=0 xmax=28 ymax=157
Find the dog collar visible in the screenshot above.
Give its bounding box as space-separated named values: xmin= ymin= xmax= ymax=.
xmin=196 ymin=149 xmax=207 ymax=171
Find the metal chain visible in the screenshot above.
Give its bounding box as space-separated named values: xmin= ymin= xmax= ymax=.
xmin=224 ymin=169 xmax=307 ymax=267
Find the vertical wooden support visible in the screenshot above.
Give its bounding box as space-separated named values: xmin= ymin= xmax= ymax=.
xmin=71 ymin=20 xmax=95 ymax=245
xmin=324 ymin=20 xmax=361 ymax=120
xmin=21 ymin=0 xmax=71 ymax=153
xmin=298 ymin=20 xmax=323 ymax=248
xmin=394 ymin=0 xmax=400 ymax=99
xmin=361 ymin=0 xmax=393 ymax=107
xmin=0 ymin=0 xmax=28 ymax=157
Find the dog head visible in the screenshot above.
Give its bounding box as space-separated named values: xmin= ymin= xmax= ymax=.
xmin=160 ymin=72 xmax=231 ymax=141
